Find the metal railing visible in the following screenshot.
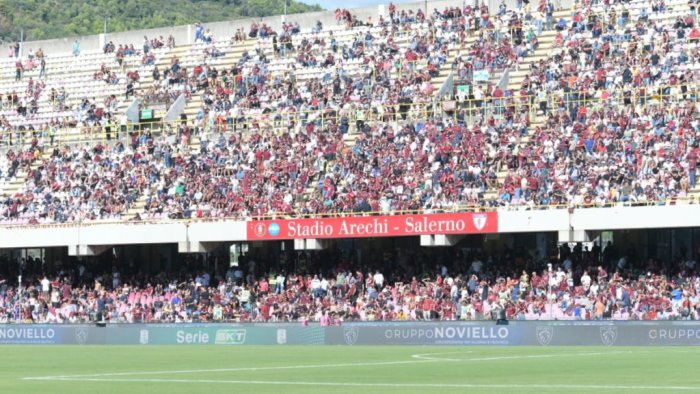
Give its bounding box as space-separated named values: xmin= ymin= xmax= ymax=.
xmin=0 ymin=197 xmax=698 ymax=229
xmin=2 ymin=81 xmax=697 ymax=146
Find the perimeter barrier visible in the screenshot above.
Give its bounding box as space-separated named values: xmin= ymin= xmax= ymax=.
xmin=1 ymin=321 xmax=700 ymax=346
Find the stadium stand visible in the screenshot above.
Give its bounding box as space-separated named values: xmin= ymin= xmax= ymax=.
xmin=0 ymin=1 xmax=699 ymax=324
xmin=3 ymin=1 xmax=696 ymax=224
xmin=0 ymin=240 xmax=698 ymax=323
xmin=489 ymin=0 xmax=700 ymax=207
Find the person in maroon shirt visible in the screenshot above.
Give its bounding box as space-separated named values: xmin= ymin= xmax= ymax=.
xmin=687 ymin=145 xmax=698 ymax=188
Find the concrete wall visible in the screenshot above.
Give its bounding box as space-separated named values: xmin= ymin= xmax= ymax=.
xmin=0 ymin=204 xmax=698 ymax=250
xmin=570 ymin=205 xmax=700 ymax=231
xmin=0 ymin=222 xmax=187 ymax=249
xmin=5 ymin=0 xmax=575 ymax=56
xmin=187 ymin=221 xmax=248 ymax=243
xmin=498 ymin=209 xmax=570 ymax=233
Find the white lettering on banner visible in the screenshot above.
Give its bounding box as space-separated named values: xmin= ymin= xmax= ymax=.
xmin=384 ymin=327 xmax=508 ymax=340
xmin=404 ymin=217 xmax=466 ymax=234
xmin=0 ymin=328 xmax=55 ymax=340
xmin=649 ymin=329 xmax=700 ymax=340
xmin=339 ymin=218 xmax=389 ymax=236
xmin=289 ymin=219 xmax=391 ymax=237
xmin=176 ymin=330 xmax=209 ymax=344
xmin=288 ymin=221 xmax=334 ymax=238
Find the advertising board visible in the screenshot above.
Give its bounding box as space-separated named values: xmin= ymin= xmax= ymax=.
xmin=1 ymin=322 xmax=698 ymax=346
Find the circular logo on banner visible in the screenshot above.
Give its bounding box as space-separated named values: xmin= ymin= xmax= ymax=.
xmin=268 ymin=223 xmax=280 ymax=237
xmin=253 ymin=223 xmax=266 ymax=238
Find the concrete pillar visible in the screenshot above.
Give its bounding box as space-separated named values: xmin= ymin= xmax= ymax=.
xmin=69 ymin=244 xmax=112 ymax=256
xmin=420 ymin=234 xmax=465 ymax=247
xmin=293 ymin=239 xmax=328 ymax=250
xmin=98 ymin=33 xmax=106 ymax=50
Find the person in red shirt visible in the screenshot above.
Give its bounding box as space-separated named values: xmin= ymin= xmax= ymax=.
xmin=258 ymin=278 xmax=269 ymax=294
xmin=15 ymin=60 xmax=23 ymax=82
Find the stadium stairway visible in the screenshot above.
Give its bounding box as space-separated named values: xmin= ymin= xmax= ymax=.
xmin=506 ymin=10 xmax=568 ymax=92
xmin=119 ymin=39 xmax=257 ymax=221
xmin=180 ymin=39 xmax=257 ymax=129
xmin=0 ymin=165 xmax=30 ymax=199
xmin=430 ymin=44 xmax=459 ymax=99
xmin=0 ymin=46 xmax=171 ymax=206
xmin=0 ymin=45 xmax=171 ymax=146
xmin=482 ymin=5 xmax=700 ymax=204
xmin=480 ymin=11 xmax=567 ymax=201
xmin=127 ymin=47 xmax=175 ymax=114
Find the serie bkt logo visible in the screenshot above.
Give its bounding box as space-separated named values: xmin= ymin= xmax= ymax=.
xmin=215 ymin=329 xmax=247 ymax=345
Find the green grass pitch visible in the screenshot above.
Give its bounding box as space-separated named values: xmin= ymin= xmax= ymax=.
xmin=0 ymin=346 xmax=698 ymax=393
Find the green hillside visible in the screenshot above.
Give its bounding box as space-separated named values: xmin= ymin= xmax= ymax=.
xmin=0 ymin=0 xmax=322 ymax=42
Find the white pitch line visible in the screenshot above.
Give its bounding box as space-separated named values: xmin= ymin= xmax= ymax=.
xmin=411 ymin=350 xmax=638 ymax=362
xmin=22 ymin=359 xmax=439 ymax=381
xmin=24 ymin=350 xmax=640 ymax=381
xmin=411 ymin=351 xmax=472 ymax=361
xmin=24 ymin=378 xmax=700 ymax=391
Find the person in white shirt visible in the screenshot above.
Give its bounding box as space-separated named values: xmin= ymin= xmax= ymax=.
xmin=275 ymin=272 xmax=285 ymax=294
xmin=311 ymin=275 xmax=322 ymax=298
xmin=589 ymin=281 xmax=599 ymax=297
xmin=50 ymin=289 xmax=60 ymax=307
xmin=556 ymin=267 xmax=566 ymax=285
xmin=373 ymin=271 xmax=384 ymax=290
xmin=40 ymin=276 xmax=50 ymax=293
xmin=320 ymin=277 xmax=329 ymax=295
xmin=581 ymin=271 xmax=591 ymax=291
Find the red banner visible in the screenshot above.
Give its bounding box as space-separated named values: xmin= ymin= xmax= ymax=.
xmin=246 ymin=212 xmax=498 ymax=240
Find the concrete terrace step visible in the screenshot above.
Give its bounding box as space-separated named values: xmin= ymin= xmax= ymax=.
xmin=177 ymin=40 xmax=255 ymax=121
xmin=121 ymin=197 xmax=148 ymax=221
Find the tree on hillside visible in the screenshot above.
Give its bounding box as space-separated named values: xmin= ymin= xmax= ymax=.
xmin=0 ymin=0 xmax=322 ymax=42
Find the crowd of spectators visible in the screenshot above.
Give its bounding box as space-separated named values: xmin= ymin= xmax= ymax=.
xmin=169 ymin=3 xmax=518 ymax=215
xmin=304 ymin=116 xmax=497 ymax=214
xmin=0 ymin=108 xmax=501 ymax=223
xmin=0 ymin=139 xmax=148 ymax=223
xmin=470 ymin=0 xmax=700 ymax=207
xmin=1 ymin=31 xmax=170 ymax=149
xmin=1 ymin=114 xmax=335 ymax=223
xmin=1 ymin=2 xmax=475 ymax=222
xmin=3 ymin=1 xmax=700 ymax=223
xmin=0 ymin=241 xmax=698 ymax=323
xmin=138 ymin=122 xmax=337 ymax=219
